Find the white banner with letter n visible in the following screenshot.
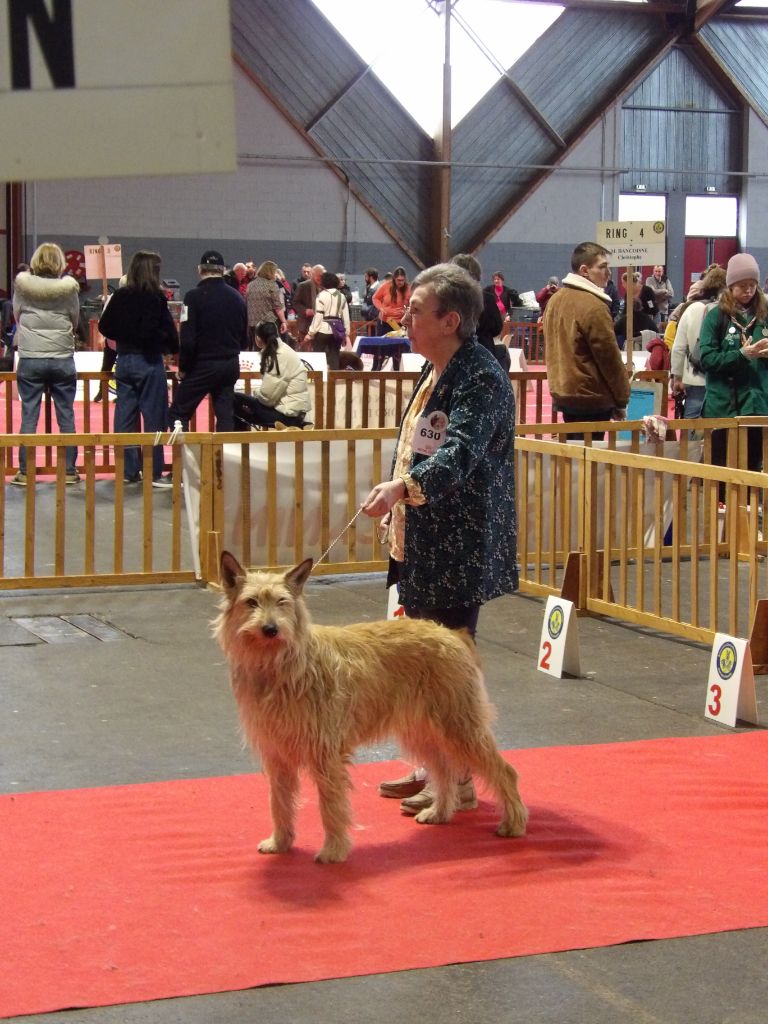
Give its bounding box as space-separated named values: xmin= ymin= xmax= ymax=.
xmin=0 ymin=0 xmax=235 ymax=181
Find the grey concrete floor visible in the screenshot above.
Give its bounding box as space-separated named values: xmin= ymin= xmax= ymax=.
xmin=1 ymin=574 xmax=766 ymax=1024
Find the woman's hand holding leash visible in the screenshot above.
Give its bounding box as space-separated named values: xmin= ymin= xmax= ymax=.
xmin=361 ymin=479 xmax=407 ymax=518
xmin=315 ymin=479 xmax=404 ymax=565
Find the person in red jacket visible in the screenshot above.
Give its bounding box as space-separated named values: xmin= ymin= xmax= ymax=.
xmin=646 ymin=334 xmax=671 ymax=371
xmin=536 ymin=276 xmax=560 ymax=313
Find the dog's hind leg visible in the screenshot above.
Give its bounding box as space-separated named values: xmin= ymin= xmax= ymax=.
xmin=311 ymin=757 xmax=353 ymax=863
xmin=259 ymin=756 xmax=300 ymax=855
xmin=411 ymin=750 xmax=459 ymax=826
xmin=468 ymin=741 xmax=528 ymax=838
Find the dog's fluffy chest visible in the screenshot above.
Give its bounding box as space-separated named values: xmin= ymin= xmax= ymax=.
xmin=231 ymin=662 xmax=349 ymax=755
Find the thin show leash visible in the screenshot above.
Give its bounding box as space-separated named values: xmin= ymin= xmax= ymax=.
xmin=315 ymin=506 xmax=367 ymax=566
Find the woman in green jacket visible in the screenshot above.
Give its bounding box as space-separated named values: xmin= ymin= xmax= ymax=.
xmin=699 ymin=253 xmax=768 ymax=494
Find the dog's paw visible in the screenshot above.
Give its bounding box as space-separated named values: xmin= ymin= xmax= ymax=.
xmin=314 ymin=838 xmax=352 ymax=863
xmin=258 ymin=834 xmax=292 ymax=854
xmin=414 ymin=806 xmax=451 ymax=825
xmin=497 ymin=804 xmax=528 ymax=838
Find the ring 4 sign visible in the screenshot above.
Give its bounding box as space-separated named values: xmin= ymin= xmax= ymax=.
xmin=596 ymin=221 xmax=666 ymax=267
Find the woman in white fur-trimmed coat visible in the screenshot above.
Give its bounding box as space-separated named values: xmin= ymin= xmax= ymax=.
xmin=12 ymin=242 xmax=81 ymax=484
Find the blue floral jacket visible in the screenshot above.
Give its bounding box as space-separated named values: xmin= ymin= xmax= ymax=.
xmin=394 ymin=340 xmax=518 ymax=608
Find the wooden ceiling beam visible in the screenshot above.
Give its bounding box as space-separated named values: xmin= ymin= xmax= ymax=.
xmin=694 ymin=0 xmax=739 ymax=31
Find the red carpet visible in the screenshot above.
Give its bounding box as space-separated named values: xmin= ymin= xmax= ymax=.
xmin=3 ymin=732 xmax=768 ymax=1018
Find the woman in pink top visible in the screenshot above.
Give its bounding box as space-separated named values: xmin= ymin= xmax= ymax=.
xmin=483 ymin=271 xmax=519 ymax=320
xmin=372 ymin=266 xmax=411 ymax=336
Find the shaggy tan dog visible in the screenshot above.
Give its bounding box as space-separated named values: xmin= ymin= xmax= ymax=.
xmin=215 ymin=552 xmax=528 ymax=863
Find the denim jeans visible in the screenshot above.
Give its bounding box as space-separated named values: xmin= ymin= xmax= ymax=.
xmin=16 ymin=356 xmax=77 ymax=474
xmin=682 ymin=384 xmax=705 ymax=420
xmin=113 ymin=353 xmax=169 ymax=480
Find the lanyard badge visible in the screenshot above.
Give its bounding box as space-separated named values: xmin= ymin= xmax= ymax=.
xmin=412 ymin=410 xmax=448 ymax=455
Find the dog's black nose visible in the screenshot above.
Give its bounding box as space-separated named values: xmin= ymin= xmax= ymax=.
xmin=261 ymin=623 xmax=279 ymax=638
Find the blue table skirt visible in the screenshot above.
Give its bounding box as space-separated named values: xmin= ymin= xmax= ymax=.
xmin=357 ymin=338 xmax=411 ymax=357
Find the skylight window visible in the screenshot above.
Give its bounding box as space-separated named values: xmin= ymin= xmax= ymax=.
xmin=310 ymin=0 xmax=562 ymax=132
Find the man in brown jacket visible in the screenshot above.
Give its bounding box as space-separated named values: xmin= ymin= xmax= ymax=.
xmin=543 ymin=242 xmax=630 ymax=439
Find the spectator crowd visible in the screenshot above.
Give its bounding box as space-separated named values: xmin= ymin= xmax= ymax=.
xmin=3 ymin=240 xmax=767 ymax=493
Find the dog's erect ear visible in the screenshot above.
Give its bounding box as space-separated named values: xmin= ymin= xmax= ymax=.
xmin=284 ymin=558 xmax=313 ymax=594
xmin=220 ymin=551 xmax=245 ymax=595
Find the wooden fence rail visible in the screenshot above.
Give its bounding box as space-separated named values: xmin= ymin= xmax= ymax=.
xmin=515 ymin=420 xmax=768 ymax=643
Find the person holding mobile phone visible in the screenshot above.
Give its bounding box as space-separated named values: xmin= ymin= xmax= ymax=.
xmin=698 ymin=253 xmax=768 ymax=497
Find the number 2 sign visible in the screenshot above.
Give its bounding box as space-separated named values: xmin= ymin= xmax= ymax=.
xmin=538 ymin=596 xmax=580 ymax=678
xmin=704 ymin=634 xmax=758 ymax=728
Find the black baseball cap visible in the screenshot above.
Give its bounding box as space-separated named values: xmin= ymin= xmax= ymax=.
xmin=199 ymin=250 xmax=225 ymax=268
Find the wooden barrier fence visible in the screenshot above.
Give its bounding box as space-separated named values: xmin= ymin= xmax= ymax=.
xmin=515 ymin=419 xmax=768 ymax=643
xmin=0 ymin=431 xmax=194 ymax=589
xmin=3 ymin=414 xmax=768 ymax=647
xmin=503 ymin=320 xmax=545 ymax=362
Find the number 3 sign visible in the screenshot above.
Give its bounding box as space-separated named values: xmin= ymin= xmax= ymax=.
xmin=704 ymin=634 xmax=759 ymax=728
xmin=538 ymin=596 xmax=580 ymax=678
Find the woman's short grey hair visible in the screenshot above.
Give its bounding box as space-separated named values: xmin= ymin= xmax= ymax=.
xmin=412 ymin=262 xmax=483 ymax=342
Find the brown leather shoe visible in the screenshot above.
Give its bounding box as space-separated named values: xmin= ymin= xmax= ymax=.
xmin=378 ymin=768 xmax=428 ymax=799
xmin=400 ymin=778 xmax=478 ymax=815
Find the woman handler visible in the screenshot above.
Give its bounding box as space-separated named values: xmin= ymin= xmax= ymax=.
xmin=361 ymin=262 xmax=517 ymax=815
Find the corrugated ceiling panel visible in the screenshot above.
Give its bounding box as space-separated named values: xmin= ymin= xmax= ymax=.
xmin=621 ymin=47 xmax=741 ymax=194
xmin=451 ymin=79 xmax=553 ymax=249
xmin=310 ymin=77 xmax=434 ymax=254
xmin=448 ymin=8 xmax=673 ymax=251
xmin=231 ymin=0 xmax=365 ymax=126
xmin=512 ymin=10 xmax=670 ymax=137
xmin=628 ymin=46 xmax=736 ymax=112
xmin=621 ymin=110 xmax=741 ymax=193
xmin=699 ymin=19 xmax=768 ymax=123
xmin=231 ymin=0 xmax=433 ymax=259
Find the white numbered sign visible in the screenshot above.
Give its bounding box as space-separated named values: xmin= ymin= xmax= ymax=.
xmin=704 ymin=634 xmax=758 ymax=728
xmin=538 ymin=596 xmax=580 ymax=678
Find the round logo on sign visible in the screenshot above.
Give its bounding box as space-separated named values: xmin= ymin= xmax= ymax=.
xmin=716 ymin=641 xmax=737 ymax=680
xmin=652 ymin=221 xmax=665 ymax=234
xmin=547 ymin=605 xmax=564 ymax=639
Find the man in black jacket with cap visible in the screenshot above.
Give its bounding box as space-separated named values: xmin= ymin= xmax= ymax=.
xmin=168 ymin=250 xmax=248 ymax=430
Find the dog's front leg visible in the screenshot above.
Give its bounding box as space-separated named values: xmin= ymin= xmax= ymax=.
xmin=312 ymin=759 xmax=353 ymax=864
xmin=258 ymin=758 xmax=300 ymax=855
